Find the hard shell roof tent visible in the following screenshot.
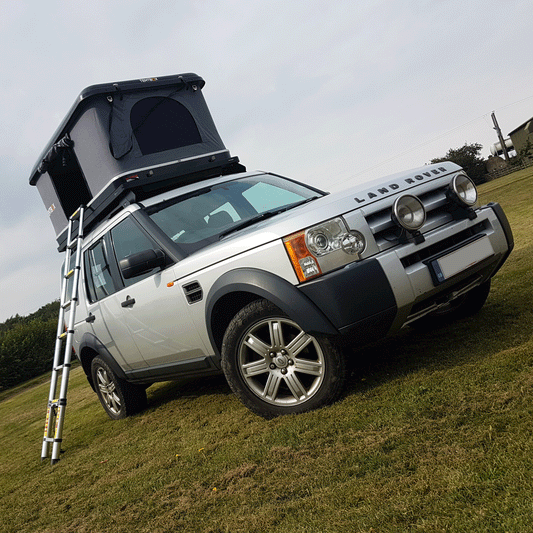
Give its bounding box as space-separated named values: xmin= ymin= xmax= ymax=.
xmin=29 ymin=73 xmax=245 ymax=251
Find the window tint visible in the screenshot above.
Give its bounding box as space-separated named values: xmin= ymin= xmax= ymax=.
xmin=85 ymin=240 xmax=117 ymax=302
xmin=111 ymin=217 xmax=161 ymax=287
xmin=242 ymin=182 xmax=305 ymax=213
xmin=130 ymin=97 xmax=202 ymax=155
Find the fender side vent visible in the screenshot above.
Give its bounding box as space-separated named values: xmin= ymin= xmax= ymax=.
xmin=183 ymin=281 xmax=203 ymax=304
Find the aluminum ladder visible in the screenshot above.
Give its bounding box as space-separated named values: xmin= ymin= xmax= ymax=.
xmin=41 ymin=207 xmax=85 ymax=465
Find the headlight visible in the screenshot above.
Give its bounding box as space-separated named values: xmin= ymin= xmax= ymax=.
xmin=451 ymin=174 xmax=477 ymax=206
xmin=392 ymin=195 xmax=426 ymax=232
xmin=283 ymin=217 xmax=366 ymax=282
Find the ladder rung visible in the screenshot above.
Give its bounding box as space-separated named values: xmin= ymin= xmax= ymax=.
xmin=61 ymin=298 xmax=77 ymax=310
xmin=70 ymin=208 xmax=81 ymax=220
xmin=43 ymin=437 xmax=63 ymax=443
xmin=65 ymin=266 xmax=80 ymax=279
xmin=53 ymin=363 xmax=72 ymax=372
xmin=58 ymin=329 xmax=74 ymax=340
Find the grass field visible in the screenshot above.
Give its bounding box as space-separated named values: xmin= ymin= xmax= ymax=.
xmin=1 ymin=168 xmax=532 ymax=533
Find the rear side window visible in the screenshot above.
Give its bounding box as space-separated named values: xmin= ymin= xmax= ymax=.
xmin=130 ymin=97 xmax=202 ymax=155
xmin=84 ymin=240 xmax=117 ymax=302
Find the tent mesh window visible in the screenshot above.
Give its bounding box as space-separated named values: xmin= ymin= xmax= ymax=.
xmin=130 ymin=97 xmax=202 ymax=155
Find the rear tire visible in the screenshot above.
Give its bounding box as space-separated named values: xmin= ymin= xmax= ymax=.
xmin=221 ymin=299 xmax=346 ymax=419
xmin=91 ymin=357 xmax=147 ymax=419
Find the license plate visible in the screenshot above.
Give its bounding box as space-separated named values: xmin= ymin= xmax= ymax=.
xmin=430 ymin=237 xmax=494 ymax=283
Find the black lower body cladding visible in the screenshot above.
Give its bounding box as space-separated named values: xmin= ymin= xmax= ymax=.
xmin=299 ymin=259 xmax=398 ymax=343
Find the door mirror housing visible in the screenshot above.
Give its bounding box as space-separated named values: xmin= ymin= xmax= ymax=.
xmin=119 ymin=248 xmax=166 ymax=279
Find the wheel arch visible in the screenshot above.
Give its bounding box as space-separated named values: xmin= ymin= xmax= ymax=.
xmin=205 ymin=268 xmax=338 ymax=356
xmin=78 ymin=332 xmax=128 ymax=391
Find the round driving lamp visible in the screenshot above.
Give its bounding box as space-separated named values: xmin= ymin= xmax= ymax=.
xmin=392 ymin=195 xmax=426 ymax=232
xmin=451 ymin=174 xmax=477 ymax=206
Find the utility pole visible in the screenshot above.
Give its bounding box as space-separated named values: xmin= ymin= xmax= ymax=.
xmin=491 ymin=111 xmax=510 ymax=162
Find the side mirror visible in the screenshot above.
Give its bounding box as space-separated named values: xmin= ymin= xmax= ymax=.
xmin=119 ymin=249 xmax=166 ymax=279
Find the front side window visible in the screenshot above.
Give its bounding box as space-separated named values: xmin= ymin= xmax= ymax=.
xmin=146 ymin=174 xmax=322 ymax=255
xmin=111 ymin=217 xmax=162 ymax=287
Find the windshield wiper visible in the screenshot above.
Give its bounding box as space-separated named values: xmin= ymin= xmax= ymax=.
xmin=219 ymin=196 xmax=320 ymax=240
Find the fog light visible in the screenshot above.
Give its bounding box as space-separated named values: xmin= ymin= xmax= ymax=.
xmin=451 ymin=174 xmax=477 ymax=206
xmin=392 ymin=195 xmax=426 ymax=231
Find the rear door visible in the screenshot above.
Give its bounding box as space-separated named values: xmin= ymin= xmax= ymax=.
xmin=84 ymin=237 xmax=146 ymax=371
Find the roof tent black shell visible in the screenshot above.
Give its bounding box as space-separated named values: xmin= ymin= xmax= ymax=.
xmin=29 ymin=73 xmax=244 ymax=251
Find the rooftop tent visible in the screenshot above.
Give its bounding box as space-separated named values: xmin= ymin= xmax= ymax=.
xmin=29 ymin=73 xmax=245 ymax=250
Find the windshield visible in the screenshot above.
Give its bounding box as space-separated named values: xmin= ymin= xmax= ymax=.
xmin=145 ymin=174 xmax=322 ymax=255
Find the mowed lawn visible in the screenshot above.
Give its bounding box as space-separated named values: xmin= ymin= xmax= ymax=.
xmin=1 ymin=168 xmax=532 ymax=533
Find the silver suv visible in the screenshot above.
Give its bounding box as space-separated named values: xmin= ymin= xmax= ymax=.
xmin=30 ymin=74 xmax=512 ymax=419
xmin=70 ymin=164 xmax=512 ymax=419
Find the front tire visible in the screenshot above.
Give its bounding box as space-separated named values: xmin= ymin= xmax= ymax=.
xmin=91 ymin=357 xmax=147 ymax=419
xmin=413 ymin=280 xmax=491 ymax=329
xmin=221 ymin=299 xmax=346 ymax=419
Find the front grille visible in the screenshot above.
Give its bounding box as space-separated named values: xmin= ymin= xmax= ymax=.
xmin=182 ymin=281 xmax=203 ymax=304
xmin=365 ymin=186 xmax=453 ymax=252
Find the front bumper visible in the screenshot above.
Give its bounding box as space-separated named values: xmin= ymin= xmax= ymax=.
xmin=298 ymin=202 xmax=512 ymax=339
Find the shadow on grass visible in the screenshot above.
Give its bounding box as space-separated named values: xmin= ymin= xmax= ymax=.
xmin=145 ymin=373 xmax=232 ymax=411
xmin=343 ymin=286 xmax=530 ymax=396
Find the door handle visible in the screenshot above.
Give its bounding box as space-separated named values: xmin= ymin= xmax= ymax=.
xmin=121 ymin=297 xmax=136 ymax=308
xmin=85 ymin=313 xmax=96 ymax=323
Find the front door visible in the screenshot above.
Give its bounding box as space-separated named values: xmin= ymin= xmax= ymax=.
xmin=108 ymin=216 xmax=209 ymax=368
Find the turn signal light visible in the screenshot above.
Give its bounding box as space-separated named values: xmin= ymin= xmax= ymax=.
xmin=283 ymin=231 xmax=322 ymax=282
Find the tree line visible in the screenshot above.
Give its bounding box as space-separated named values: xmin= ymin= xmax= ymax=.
xmin=430 ymin=143 xmax=487 ymax=184
xmin=430 ymin=140 xmax=532 ymax=185
xmin=0 ymin=301 xmax=59 ymax=390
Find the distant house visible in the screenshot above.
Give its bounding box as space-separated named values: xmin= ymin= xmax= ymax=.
xmin=509 ymin=117 xmax=533 ymax=156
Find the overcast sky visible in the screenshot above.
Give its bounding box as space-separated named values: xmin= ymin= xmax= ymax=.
xmin=1 ymin=0 xmax=532 ymax=321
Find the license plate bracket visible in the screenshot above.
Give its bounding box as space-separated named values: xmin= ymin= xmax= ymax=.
xmin=426 ymin=235 xmax=494 ymax=285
